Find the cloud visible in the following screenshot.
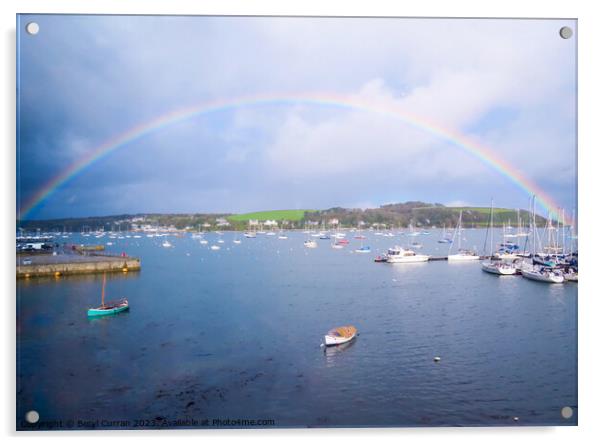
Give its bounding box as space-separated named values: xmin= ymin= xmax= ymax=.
xmin=17 ymin=15 xmax=576 ymax=218
xmin=445 ymin=200 xmax=473 ymax=208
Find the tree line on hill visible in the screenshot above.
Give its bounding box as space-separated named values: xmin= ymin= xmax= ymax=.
xmin=17 ymin=201 xmax=552 ymax=232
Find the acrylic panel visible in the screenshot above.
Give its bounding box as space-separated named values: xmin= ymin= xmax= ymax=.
xmin=16 ymin=15 xmax=577 ymax=430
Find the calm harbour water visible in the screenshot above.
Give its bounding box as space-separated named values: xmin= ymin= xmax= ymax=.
xmin=17 ymin=229 xmax=577 ymax=428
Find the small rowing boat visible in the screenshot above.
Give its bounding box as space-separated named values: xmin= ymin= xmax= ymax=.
xmin=87 ymin=274 xmax=129 ymax=317
xmin=323 ymin=325 xmax=357 ymax=346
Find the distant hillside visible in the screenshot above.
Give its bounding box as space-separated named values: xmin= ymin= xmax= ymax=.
xmin=305 ymin=203 xmax=548 ymax=228
xmin=17 ymin=202 xmax=554 ymax=232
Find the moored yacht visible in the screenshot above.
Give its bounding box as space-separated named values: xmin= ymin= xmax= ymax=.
xmin=481 ymin=260 xmax=517 ymax=275
xmin=304 ymin=239 xmax=318 ymax=248
xmin=448 ymin=250 xmax=480 ymax=261
xmin=447 ymin=210 xmax=480 ymax=261
xmin=521 ymin=266 xmax=564 ymax=284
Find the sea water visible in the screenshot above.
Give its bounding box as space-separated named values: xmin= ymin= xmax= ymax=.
xmin=16 ymin=229 xmax=577 ymax=428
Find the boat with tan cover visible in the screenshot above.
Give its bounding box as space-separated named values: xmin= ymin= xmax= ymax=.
xmin=324 ymin=325 xmax=357 ymax=346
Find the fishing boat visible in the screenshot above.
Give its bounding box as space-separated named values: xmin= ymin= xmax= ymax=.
xmin=521 ymin=266 xmax=565 ymax=283
xmin=386 ymin=246 xmax=429 ymax=263
xmin=87 ymin=274 xmax=129 ymax=317
xmin=323 ymin=325 xmax=357 ymax=346
xmin=304 ymin=240 xmax=318 ymax=248
xmin=447 ymin=211 xmax=480 ymax=261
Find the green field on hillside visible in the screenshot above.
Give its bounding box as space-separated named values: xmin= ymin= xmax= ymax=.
xmin=227 ymin=209 xmax=312 ymax=222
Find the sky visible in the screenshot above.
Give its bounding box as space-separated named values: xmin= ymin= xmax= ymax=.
xmin=17 ymin=15 xmax=577 ymax=220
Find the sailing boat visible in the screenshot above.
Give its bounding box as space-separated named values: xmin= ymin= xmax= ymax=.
xmin=481 ymin=200 xmax=517 ymax=275
xmin=438 ymin=224 xmax=453 ymax=243
xmin=447 ymin=211 xmax=479 ymax=261
xmin=87 ymin=274 xmax=129 ymax=317
xmin=521 ymin=265 xmax=565 ymax=283
xmin=354 ymin=234 xmax=371 ymax=253
xmin=303 ymin=222 xmax=318 ymax=247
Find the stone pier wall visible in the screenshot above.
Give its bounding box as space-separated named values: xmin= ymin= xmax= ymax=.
xmin=17 ymin=257 xmax=141 ymax=278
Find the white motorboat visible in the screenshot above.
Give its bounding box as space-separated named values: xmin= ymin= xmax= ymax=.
xmin=481 ymin=260 xmax=517 ymax=275
xmin=200 ymin=239 xmax=208 ymax=245
xmin=162 ymin=241 xmax=172 ymax=248
xmin=386 ymin=246 xmax=429 ymax=263
xmin=304 ymin=240 xmax=318 ymax=248
xmin=210 ymin=245 xmax=221 ymax=251
xmin=244 ymin=232 xmax=257 ymax=238
xmin=233 ymin=239 xmax=242 ymax=244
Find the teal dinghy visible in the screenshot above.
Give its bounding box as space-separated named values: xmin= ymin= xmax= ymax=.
xmin=87 ymin=273 xmax=129 ymax=317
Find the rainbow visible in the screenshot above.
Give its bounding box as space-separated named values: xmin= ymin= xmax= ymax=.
xmin=18 ymin=92 xmax=572 ymax=225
